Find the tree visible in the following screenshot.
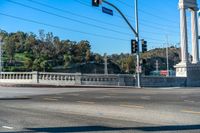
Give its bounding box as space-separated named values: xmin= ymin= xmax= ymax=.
xmin=124 ymin=55 xmax=135 ymax=73
xmin=32 ymin=58 xmax=42 ymax=71
xmin=24 ymin=58 xmax=33 ymax=70
xmin=95 ymin=54 xmax=101 ymax=63
xmin=4 ymin=37 xmax=16 ymax=63
xmin=64 ymin=54 xmax=72 ymax=68
xmin=40 ymin=60 xmax=51 ymax=72
xmin=86 ymin=49 xmax=90 ymax=63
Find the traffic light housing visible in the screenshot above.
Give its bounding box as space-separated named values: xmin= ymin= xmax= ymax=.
xmin=131 ymin=39 xmax=138 ymax=54
xmin=92 ymin=0 xmax=100 ymax=7
xmin=141 ymin=39 xmax=147 ymax=53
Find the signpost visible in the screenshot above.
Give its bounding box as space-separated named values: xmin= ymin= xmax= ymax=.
xmin=92 ymin=0 xmax=142 ymax=88
xmin=102 ymin=7 xmax=113 ymax=16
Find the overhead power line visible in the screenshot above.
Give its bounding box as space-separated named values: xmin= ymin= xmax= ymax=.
xmin=0 ymin=12 xmax=176 ymax=44
xmin=0 ymin=12 xmax=130 ymax=42
xmin=28 ymin=0 xmax=179 ymax=35
xmin=3 ymin=0 xmax=178 ymax=44
xmin=7 ymin=0 xmax=133 ymax=36
xmin=74 ymin=0 xmax=179 ymax=29
xmin=8 ymin=0 xmax=179 ymax=39
xmin=116 ymin=0 xmax=178 ymax=24
xmin=27 ymin=0 xmax=128 ymax=30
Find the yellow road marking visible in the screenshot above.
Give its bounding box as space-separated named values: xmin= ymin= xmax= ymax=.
xmin=68 ymin=94 xmax=80 ymax=96
xmin=181 ymin=110 xmax=200 ymax=115
xmin=77 ymin=101 xmax=95 ymax=104
xmin=120 ymin=104 xmax=144 ymax=109
xmin=52 ymin=97 xmax=63 ymax=99
xmin=109 ymin=93 xmax=117 ymax=96
xmin=44 ymin=98 xmax=58 ymax=101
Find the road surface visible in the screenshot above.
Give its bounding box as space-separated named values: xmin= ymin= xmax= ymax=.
xmin=0 ymin=86 xmax=200 ymax=132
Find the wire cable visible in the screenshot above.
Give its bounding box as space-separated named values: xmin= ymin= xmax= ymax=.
xmin=0 ymin=12 xmax=130 ymax=42
xmin=27 ymin=0 xmax=129 ymax=30
xmin=7 ymin=0 xmax=133 ymax=36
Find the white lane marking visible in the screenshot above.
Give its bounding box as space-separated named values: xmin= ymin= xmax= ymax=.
xmin=155 ymin=87 xmax=182 ymax=90
xmin=77 ymin=101 xmax=95 ymax=104
xmin=44 ymin=98 xmax=58 ymax=101
xmin=120 ymin=104 xmax=144 ymax=109
xmin=68 ymin=94 xmax=80 ymax=96
xmin=95 ymin=96 xmax=111 ymax=99
xmin=181 ymin=110 xmax=200 ymax=115
xmin=141 ymin=96 xmax=151 ymax=100
xmin=184 ymin=100 xmax=195 ymax=103
xmin=52 ymin=97 xmax=63 ymax=99
xmin=2 ymin=126 xmax=13 ymax=130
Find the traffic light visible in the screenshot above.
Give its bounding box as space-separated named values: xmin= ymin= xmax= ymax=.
xmin=141 ymin=39 xmax=147 ymax=53
xmin=92 ymin=0 xmax=101 ymax=7
xmin=131 ymin=39 xmax=138 ymax=54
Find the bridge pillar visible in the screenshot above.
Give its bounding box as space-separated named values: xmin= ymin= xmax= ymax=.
xmin=175 ymin=0 xmax=199 ymax=77
xmin=32 ymin=71 xmax=39 ymax=84
xmin=191 ymin=9 xmax=199 ymax=64
xmin=175 ymin=4 xmax=189 ymax=77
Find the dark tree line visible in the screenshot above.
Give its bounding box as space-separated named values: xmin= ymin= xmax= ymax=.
xmin=0 ymin=29 xmax=99 ymax=72
xmin=0 ymin=29 xmax=181 ymax=75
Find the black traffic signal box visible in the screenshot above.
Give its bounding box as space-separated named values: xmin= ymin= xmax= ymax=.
xmin=131 ymin=39 xmax=138 ymax=54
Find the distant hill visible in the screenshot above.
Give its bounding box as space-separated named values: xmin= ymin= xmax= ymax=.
xmin=141 ymin=47 xmax=181 ymax=75
xmin=0 ymin=30 xmax=181 ymax=75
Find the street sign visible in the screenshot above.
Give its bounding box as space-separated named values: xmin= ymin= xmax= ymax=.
xmin=136 ymin=65 xmax=142 ymax=73
xmin=102 ymin=7 xmax=113 ymax=16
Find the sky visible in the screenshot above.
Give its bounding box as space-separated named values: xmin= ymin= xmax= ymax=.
xmin=0 ymin=0 xmax=199 ymax=55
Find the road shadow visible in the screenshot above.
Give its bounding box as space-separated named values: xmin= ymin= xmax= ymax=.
xmin=0 ymin=97 xmax=30 ymax=100
xmin=134 ymin=124 xmax=200 ymax=132
xmin=2 ymin=125 xmax=200 ymax=132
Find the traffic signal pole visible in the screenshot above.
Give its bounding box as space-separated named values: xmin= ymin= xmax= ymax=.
xmin=102 ymin=0 xmax=137 ymax=36
xmin=134 ymin=0 xmax=141 ymax=88
xmin=102 ymin=0 xmax=141 ymax=88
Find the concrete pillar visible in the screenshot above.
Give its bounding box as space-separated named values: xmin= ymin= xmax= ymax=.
xmin=117 ymin=75 xmax=125 ymax=86
xmin=180 ymin=8 xmax=188 ymax=63
xmin=32 ymin=71 xmax=39 ymax=84
xmin=75 ymin=73 xmax=81 ymax=85
xmin=191 ymin=9 xmax=199 ymax=64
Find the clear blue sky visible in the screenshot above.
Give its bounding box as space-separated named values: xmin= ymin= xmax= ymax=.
xmin=0 ymin=0 xmax=199 ymax=55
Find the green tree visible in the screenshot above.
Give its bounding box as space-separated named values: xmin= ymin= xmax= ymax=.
xmin=124 ymin=55 xmax=135 ymax=73
xmin=24 ymin=58 xmax=33 ymax=70
xmin=64 ymin=54 xmax=72 ymax=68
xmin=32 ymin=58 xmax=42 ymax=71
xmin=4 ymin=37 xmax=16 ymax=63
xmin=95 ymin=54 xmax=101 ymax=63
xmin=86 ymin=49 xmax=90 ymax=63
xmin=40 ymin=60 xmax=51 ymax=72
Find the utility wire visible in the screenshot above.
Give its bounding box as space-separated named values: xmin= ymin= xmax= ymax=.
xmin=0 ymin=12 xmax=177 ymax=45
xmin=7 ymin=0 xmax=133 ymax=36
xmin=9 ymin=0 xmax=179 ymax=39
xmin=27 ymin=0 xmax=128 ymax=30
xmin=115 ymin=0 xmax=178 ymax=24
xmin=28 ymin=0 xmax=179 ymax=35
xmin=74 ymin=0 xmax=179 ymax=29
xmin=4 ymin=0 xmax=178 ymax=44
xmin=0 ymin=12 xmax=130 ymax=42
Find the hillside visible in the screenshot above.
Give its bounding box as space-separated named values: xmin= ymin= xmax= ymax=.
xmin=0 ymin=30 xmax=181 ymax=75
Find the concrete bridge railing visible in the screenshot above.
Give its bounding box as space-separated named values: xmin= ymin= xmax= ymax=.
xmin=0 ymin=72 xmax=189 ymax=87
xmin=0 ymin=72 xmax=135 ymax=87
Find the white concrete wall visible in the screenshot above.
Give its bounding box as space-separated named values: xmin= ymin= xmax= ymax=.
xmin=0 ymin=72 xmax=191 ymax=87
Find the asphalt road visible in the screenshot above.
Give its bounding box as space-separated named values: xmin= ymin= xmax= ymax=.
xmin=0 ymin=86 xmax=200 ymax=133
